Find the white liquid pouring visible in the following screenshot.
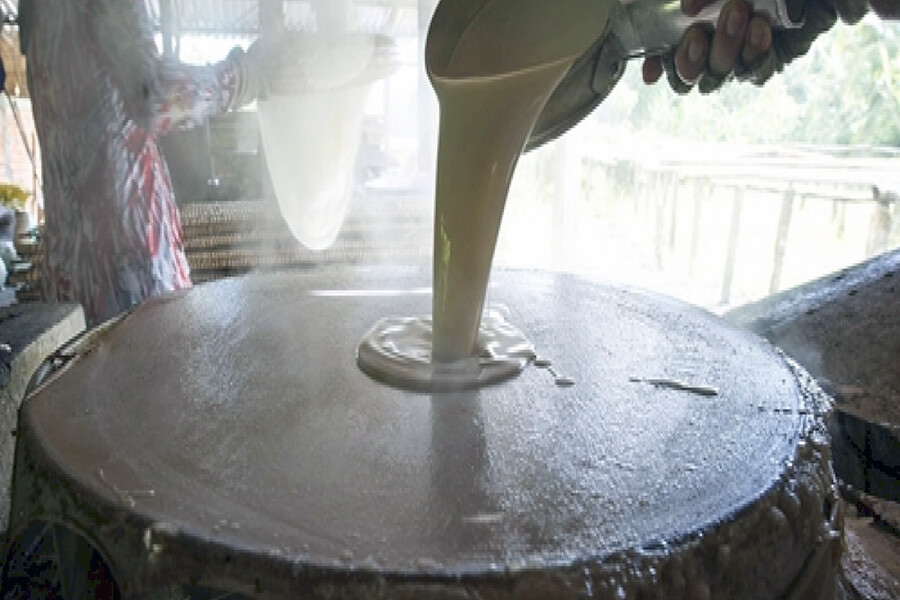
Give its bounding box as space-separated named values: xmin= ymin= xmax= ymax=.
xmin=358 ymin=0 xmax=611 ymax=390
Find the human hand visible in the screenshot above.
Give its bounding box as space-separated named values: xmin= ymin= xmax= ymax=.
xmin=227 ymin=35 xmax=293 ymax=108
xmin=839 ymin=0 xmax=899 ymax=21
xmin=226 ymin=46 xmax=261 ymax=109
xmin=645 ymin=0 xmax=779 ymax=93
xmin=639 ymin=0 xmax=896 ymax=94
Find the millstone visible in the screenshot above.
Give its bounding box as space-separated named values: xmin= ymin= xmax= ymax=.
xmin=7 ymin=267 xmax=841 ymax=598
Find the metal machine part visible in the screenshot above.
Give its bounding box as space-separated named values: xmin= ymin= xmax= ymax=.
xmin=526 ymin=0 xmax=805 ymax=149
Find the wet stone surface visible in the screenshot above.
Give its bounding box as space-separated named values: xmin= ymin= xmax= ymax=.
xmin=0 ymin=302 xmax=83 ymax=534
xmin=13 ymin=268 xmax=839 ymax=597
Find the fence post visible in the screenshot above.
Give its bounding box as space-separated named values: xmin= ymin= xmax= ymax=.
xmin=667 ymin=173 xmax=679 ymax=251
xmin=865 ymin=186 xmax=896 ymax=258
xmin=654 ymin=171 xmax=666 ymax=268
xmin=770 ymin=188 xmax=795 ymax=294
xmin=720 ymin=186 xmax=744 ymax=306
xmin=688 ymin=179 xmax=707 ymax=277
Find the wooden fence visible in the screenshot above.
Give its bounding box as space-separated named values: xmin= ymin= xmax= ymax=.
xmin=582 ymin=143 xmax=900 ymax=307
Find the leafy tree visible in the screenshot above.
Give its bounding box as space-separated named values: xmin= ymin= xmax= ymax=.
xmin=596 ymin=17 xmax=900 ymax=147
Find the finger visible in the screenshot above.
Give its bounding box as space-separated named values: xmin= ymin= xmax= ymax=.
xmin=771 ymin=0 xmax=837 ymax=68
xmin=832 ymin=0 xmax=869 ymax=24
xmin=663 ymin=53 xmax=695 ymax=94
xmin=741 ymin=14 xmax=773 ymax=66
xmin=749 ymin=50 xmax=778 ymax=85
xmin=708 ymin=0 xmax=750 ymax=76
xmin=642 ymin=56 xmax=664 ymax=84
xmin=674 ymin=26 xmax=710 ymax=85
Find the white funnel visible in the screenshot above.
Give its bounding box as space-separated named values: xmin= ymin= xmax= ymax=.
xmin=258 ymin=34 xmax=395 ymax=251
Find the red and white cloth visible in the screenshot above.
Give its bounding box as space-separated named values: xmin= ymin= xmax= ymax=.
xmin=25 ymin=0 xmax=242 ymax=325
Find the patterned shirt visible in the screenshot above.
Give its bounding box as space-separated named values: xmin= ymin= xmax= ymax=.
xmin=25 ymin=0 xmax=241 ymax=325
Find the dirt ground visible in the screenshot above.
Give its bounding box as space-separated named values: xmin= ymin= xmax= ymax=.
xmin=838 ymin=498 xmax=900 ymax=600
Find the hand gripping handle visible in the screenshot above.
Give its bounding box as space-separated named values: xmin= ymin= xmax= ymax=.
xmin=618 ymin=0 xmax=805 ymax=56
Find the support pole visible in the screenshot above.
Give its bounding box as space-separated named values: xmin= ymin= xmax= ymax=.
xmin=159 ymin=0 xmax=174 ymax=57
xmin=418 ymin=0 xmax=439 ymax=179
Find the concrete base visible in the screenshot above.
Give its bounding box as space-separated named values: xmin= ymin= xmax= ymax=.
xmin=0 ymin=303 xmax=85 ymax=534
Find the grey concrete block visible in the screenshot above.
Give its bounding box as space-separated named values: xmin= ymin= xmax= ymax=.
xmin=0 ymin=303 xmax=85 ymax=534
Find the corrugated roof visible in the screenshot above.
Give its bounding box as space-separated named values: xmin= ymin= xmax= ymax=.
xmin=0 ymin=0 xmax=421 ymax=97
xmin=148 ymin=0 xmax=259 ymax=34
xmin=0 ymin=1 xmax=419 ymax=35
xmin=146 ymin=0 xmax=419 ymax=36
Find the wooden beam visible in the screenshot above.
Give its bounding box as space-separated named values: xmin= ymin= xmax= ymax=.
xmin=259 ymin=0 xmax=284 ymax=36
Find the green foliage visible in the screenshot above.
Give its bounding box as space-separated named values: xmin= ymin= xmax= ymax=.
xmin=0 ymin=183 xmax=29 ymax=211
xmin=596 ymin=17 xmax=900 ymax=147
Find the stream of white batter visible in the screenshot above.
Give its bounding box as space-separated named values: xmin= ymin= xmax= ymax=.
xmin=358 ymin=0 xmax=611 ymax=390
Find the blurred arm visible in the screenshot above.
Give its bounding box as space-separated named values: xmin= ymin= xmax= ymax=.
xmin=92 ymin=0 xmax=242 ymax=134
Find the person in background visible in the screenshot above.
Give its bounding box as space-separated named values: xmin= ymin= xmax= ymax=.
xmin=642 ymin=0 xmax=899 ymax=94
xmin=17 ymin=0 xmax=268 ymax=326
